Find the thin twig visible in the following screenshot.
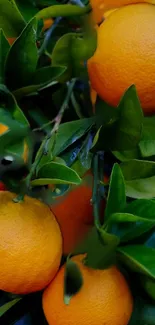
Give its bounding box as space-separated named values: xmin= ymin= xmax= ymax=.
xmin=43 ymin=78 xmax=76 ymax=154
xmin=38 ymin=16 xmax=62 ymax=56
xmin=92 ymin=153 xmax=102 ymax=229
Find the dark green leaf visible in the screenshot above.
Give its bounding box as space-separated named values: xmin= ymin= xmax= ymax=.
xmin=76 ymin=227 xmax=118 ymax=270
xmin=52 ymin=32 xmax=92 ymax=80
xmin=113 ymin=148 xmax=140 ymax=162
xmin=140 ymin=275 xmax=155 ymax=300
xmin=139 ymin=116 xmax=155 ymax=158
xmin=64 ymin=257 xmax=83 ymax=305
xmin=125 ymin=176 xmax=155 ymax=199
xmin=0 ymin=298 xmax=21 ymax=317
xmin=118 ymin=245 xmax=155 ymax=279
xmin=0 ymin=0 xmax=25 ymax=37
xmin=92 ymin=85 xmax=143 ymax=151
xmin=0 ymin=108 xmax=29 ymax=152
xmin=52 ymin=117 xmax=95 ymax=157
xmin=5 ymin=18 xmax=38 ymax=90
xmin=13 ymin=66 xmax=67 ymax=99
xmin=0 ymin=30 xmax=10 ymax=83
xmin=105 ymin=163 xmax=126 ymax=221
xmin=15 ymin=0 xmax=39 ymax=22
xmin=109 ymin=200 xmax=155 ymax=242
xmin=121 ymin=159 xmax=155 ymax=181
xmin=0 ymin=84 xmax=29 ymax=125
xmin=31 ymin=162 xmax=81 ymax=186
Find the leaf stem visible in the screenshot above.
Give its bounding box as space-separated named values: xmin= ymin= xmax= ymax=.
xmin=92 ymin=152 xmax=102 ymax=229
xmin=13 ymin=78 xmax=76 ymax=203
xmin=38 ymin=17 xmax=62 ymax=56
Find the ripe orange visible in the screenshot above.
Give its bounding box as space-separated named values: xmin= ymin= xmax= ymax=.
xmin=50 ymin=171 xmax=106 ymax=255
xmin=90 ymin=0 xmax=155 ymax=24
xmin=0 ymin=191 xmax=62 ymax=294
xmin=88 ymin=4 xmax=155 ymax=114
xmin=43 ymin=254 xmax=133 ymax=325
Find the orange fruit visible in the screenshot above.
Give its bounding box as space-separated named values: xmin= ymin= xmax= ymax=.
xmin=42 ymin=18 xmax=54 ymax=32
xmin=0 ymin=191 xmax=62 ymax=294
xmin=90 ymin=0 xmax=155 ymax=24
xmin=88 ymin=4 xmax=155 ymax=114
xmin=50 ymin=172 xmax=106 ymax=255
xmin=7 ymin=37 xmax=16 ymax=45
xmin=43 ymin=254 xmax=133 ymax=325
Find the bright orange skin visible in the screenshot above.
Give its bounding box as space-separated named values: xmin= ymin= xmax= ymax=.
xmin=50 ymin=172 xmax=106 ymax=255
xmin=90 ymin=0 xmax=155 ymax=24
xmin=43 ymin=254 xmax=133 ymax=325
xmin=88 ymin=4 xmax=155 ymax=114
xmin=0 ymin=191 xmax=62 ymax=294
xmin=7 ymin=38 xmax=16 ymax=45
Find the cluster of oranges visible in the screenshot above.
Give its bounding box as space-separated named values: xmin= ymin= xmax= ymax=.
xmin=0 ymin=168 xmax=133 ymax=325
xmin=3 ymin=0 xmax=155 ymax=324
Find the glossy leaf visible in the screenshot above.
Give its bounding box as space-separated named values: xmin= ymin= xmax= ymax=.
xmin=0 ymin=84 xmax=29 ymax=126
xmin=77 ymin=227 xmax=118 ymax=270
xmin=92 ymin=85 xmax=143 ymax=151
xmin=118 ymin=245 xmax=155 ymax=279
xmin=0 ymin=298 xmax=21 ymax=317
xmin=139 ymin=116 xmax=155 ymax=158
xmin=31 ymin=162 xmax=81 ymax=186
xmin=52 ymin=117 xmax=95 ymax=157
xmin=121 ymin=159 xmax=155 ymax=181
xmin=64 ymin=257 xmax=83 ymax=305
xmin=105 ymin=163 xmax=126 ymax=221
xmin=13 ymin=66 xmax=67 ymax=99
xmin=113 ymin=148 xmax=140 ymax=162
xmin=140 ymin=275 xmax=155 ymax=300
xmin=5 ymin=18 xmax=38 ymax=90
xmin=36 ymin=4 xmax=90 ymax=20
xmin=125 ymin=176 xmax=155 ymax=199
xmin=0 ymin=108 xmax=29 ymax=152
xmin=52 ymin=32 xmax=92 ymax=80
xmin=109 ymin=199 xmax=155 ymax=242
xmin=0 ymin=0 xmax=25 ymax=37
xmin=0 ymin=30 xmax=10 ymax=83
xmin=15 ymin=0 xmax=39 ymax=22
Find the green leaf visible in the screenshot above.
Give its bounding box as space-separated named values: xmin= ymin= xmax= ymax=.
xmin=125 ymin=176 xmax=155 ymax=199
xmin=92 ymin=85 xmax=143 ymax=151
xmin=6 ymin=136 xmax=33 ymax=167
xmin=64 ymin=257 xmax=83 ymax=305
xmin=76 ymin=227 xmax=118 ymax=270
xmin=0 ymin=298 xmax=21 ymax=317
xmin=109 ymin=212 xmax=155 ymax=225
xmin=13 ymin=66 xmax=67 ymax=99
xmin=31 ymin=162 xmax=81 ymax=186
xmin=5 ymin=18 xmax=38 ymax=90
xmin=140 ymin=275 xmax=155 ymax=300
xmin=0 ymin=84 xmax=29 ymax=125
xmin=0 ymin=0 xmax=25 ymax=37
xmin=105 ymin=163 xmax=126 ymax=221
xmin=117 ymin=199 xmax=155 ymax=242
xmin=51 ymin=117 xmax=95 ymax=157
xmin=0 ymin=108 xmax=29 ymax=152
xmin=0 ymin=30 xmax=10 ymax=83
xmin=121 ymin=159 xmax=155 ymax=181
xmin=52 ymin=31 xmax=94 ymax=80
xmin=36 ymin=4 xmax=90 ymax=20
xmin=139 ymin=116 xmax=155 ymax=158
xmin=15 ymin=0 xmax=39 ymax=22
xmin=113 ymin=148 xmax=140 ymax=162
xmin=118 ymin=245 xmax=155 ymax=279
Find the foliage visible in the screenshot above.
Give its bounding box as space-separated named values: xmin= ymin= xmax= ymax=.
xmin=1 ymin=0 xmax=155 ymax=324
